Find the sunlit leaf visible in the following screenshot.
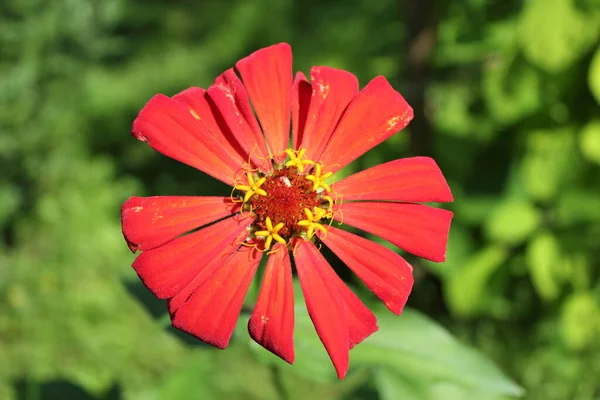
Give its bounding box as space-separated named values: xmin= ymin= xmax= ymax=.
xmin=446 ymin=245 xmax=510 ymax=317
xmin=589 ymin=46 xmax=600 ymax=105
xmin=560 ymin=292 xmax=600 ymax=350
xmin=518 ymin=0 xmax=600 ymax=72
xmin=484 ymin=199 xmax=541 ymax=245
xmin=520 ymin=127 xmax=580 ymax=202
xmin=526 ymin=232 xmax=563 ymax=301
xmin=579 ymin=119 xmax=600 ymax=164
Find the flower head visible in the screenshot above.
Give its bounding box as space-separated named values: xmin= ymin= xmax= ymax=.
xmin=121 ymin=43 xmax=453 ymax=379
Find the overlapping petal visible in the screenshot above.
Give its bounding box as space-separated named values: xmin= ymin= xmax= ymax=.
xmin=319 ymin=76 xmax=413 ymax=174
xmin=171 ymin=245 xmax=262 ymax=349
xmin=291 ymin=72 xmax=312 ymax=150
xmin=208 ymin=69 xmax=271 ymax=172
xmin=132 ymin=214 xmax=253 ymax=299
xmin=122 ymin=196 xmax=239 ymax=252
xmin=236 ymin=43 xmax=292 ymax=163
xmin=131 ymin=94 xmax=243 ymax=185
xmin=297 ymin=67 xmax=359 ymax=162
xmin=172 ymin=86 xmax=248 ymax=165
xmin=333 ymin=157 xmax=453 ymax=203
xmin=167 ymin=229 xmax=249 ymax=315
xmin=335 ymin=202 xmax=453 ymax=263
xmin=320 ymin=226 xmax=414 ymax=315
xmin=248 ymin=244 xmax=295 ymax=364
xmin=333 ymin=274 xmax=379 ymax=348
xmin=294 ymin=239 xmax=349 ymax=378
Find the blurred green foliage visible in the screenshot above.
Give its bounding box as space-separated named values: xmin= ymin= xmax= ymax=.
xmin=1 ymin=0 xmax=599 ymax=399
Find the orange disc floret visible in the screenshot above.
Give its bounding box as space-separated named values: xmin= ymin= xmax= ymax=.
xmin=251 ymin=167 xmax=321 ymax=238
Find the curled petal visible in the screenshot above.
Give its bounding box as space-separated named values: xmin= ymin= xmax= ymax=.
xmin=132 ymin=214 xmax=253 ymax=299
xmin=132 ymin=94 xmax=242 ymax=185
xmin=208 ymin=69 xmax=271 ymax=172
xmin=249 ymin=244 xmax=295 ymax=364
xmin=299 ymin=66 xmax=359 ymax=163
xmin=333 ymin=157 xmax=453 ymax=203
xmin=172 ymin=245 xmax=263 ymax=349
xmin=122 ymin=196 xmax=239 ymax=252
xmin=320 ymin=226 xmax=414 ymax=315
xmin=236 ymin=43 xmax=292 ymax=163
xmin=336 ymin=202 xmax=453 ymax=263
xmin=319 ymin=76 xmax=413 ymax=174
xmin=291 ymin=72 xmax=312 ymax=150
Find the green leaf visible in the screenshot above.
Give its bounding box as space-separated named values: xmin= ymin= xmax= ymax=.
xmin=484 ymin=199 xmax=541 ymax=245
xmin=556 ymin=188 xmax=600 ymax=226
xmin=520 ymin=127 xmax=580 ymax=202
xmin=560 ymin=292 xmax=600 ymax=350
xmin=518 ymin=0 xmax=600 ymax=72
xmin=248 ymin=301 xmax=522 ymax=398
xmin=589 ymin=46 xmax=600 ymax=105
xmin=446 ymin=245 xmax=510 ymax=317
xmin=579 ymin=119 xmax=600 ymax=164
xmin=424 ymin=222 xmax=475 ymax=278
xmin=429 ymin=82 xmax=495 ymax=140
xmin=482 ymin=54 xmax=542 ymax=124
xmin=158 ymin=345 xmax=280 ymax=400
xmin=526 ymin=232 xmax=563 ymax=301
xmin=374 ymin=368 xmax=427 ymax=400
xmin=354 ymin=308 xmax=524 ymax=397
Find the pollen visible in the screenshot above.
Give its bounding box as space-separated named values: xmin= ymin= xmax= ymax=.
xmin=284 ymin=148 xmax=314 ymax=173
xmin=254 ymin=217 xmax=287 ymax=250
xmin=305 ymin=164 xmax=333 ymax=192
xmin=189 ymin=109 xmax=201 ymax=120
xmin=235 ymin=172 xmax=268 ymax=203
xmin=297 ymin=207 xmax=328 ymax=239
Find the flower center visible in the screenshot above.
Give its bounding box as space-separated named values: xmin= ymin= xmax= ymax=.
xmin=251 ymin=167 xmax=321 ymax=238
xmin=233 ymin=148 xmax=335 ymax=250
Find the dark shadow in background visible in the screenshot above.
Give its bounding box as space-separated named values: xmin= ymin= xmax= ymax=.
xmin=123 ymin=279 xmax=214 ymax=347
xmin=13 ymin=380 xmax=121 ymax=400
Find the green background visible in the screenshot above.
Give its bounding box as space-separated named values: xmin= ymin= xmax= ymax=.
xmin=1 ymin=0 xmax=600 ymax=399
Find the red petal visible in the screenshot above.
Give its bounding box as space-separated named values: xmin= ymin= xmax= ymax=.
xmin=291 ymin=72 xmax=312 ymax=150
xmin=320 ymin=226 xmax=414 ymax=315
xmin=337 ymin=283 xmax=378 ymax=349
xmin=172 ymin=87 xmax=248 ymax=166
xmin=132 ymin=214 xmax=253 ymax=299
xmin=171 ymin=245 xmax=262 ymax=349
xmin=208 ymin=69 xmax=271 ymax=172
xmin=121 ymin=196 xmax=239 ymax=253
xmin=319 ymin=76 xmax=413 ymax=173
xmin=300 ymin=238 xmax=378 ymax=347
xmin=293 ymin=239 xmax=378 ymax=374
xmin=132 ymin=94 xmax=242 ymax=185
xmin=336 ymin=202 xmax=453 ymax=262
xmin=298 ymin=67 xmax=359 ymax=163
xmin=294 ymin=239 xmax=349 ymax=379
xmin=248 ymin=244 xmax=295 ymax=364
xmin=333 ymin=157 xmax=453 ymax=203
xmin=236 ymin=43 xmax=292 ymax=163
xmin=167 ymin=229 xmax=248 ymax=315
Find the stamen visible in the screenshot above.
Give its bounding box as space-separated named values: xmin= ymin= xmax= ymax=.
xmin=235 ymin=172 xmax=268 ymax=203
xmin=297 ymin=207 xmax=328 ymax=239
xmin=305 ymin=164 xmax=333 ymax=192
xmin=284 ymin=148 xmax=315 ymax=173
xmin=254 ymin=217 xmax=287 ymax=250
xmin=322 ymin=195 xmax=334 ymax=216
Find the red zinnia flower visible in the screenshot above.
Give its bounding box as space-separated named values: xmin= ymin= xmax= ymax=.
xmin=121 ymin=43 xmax=453 ymax=379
